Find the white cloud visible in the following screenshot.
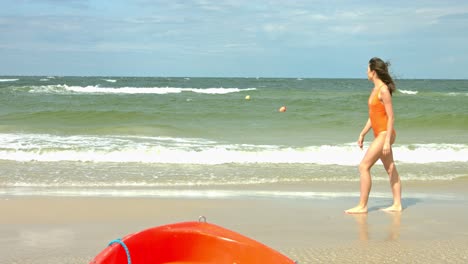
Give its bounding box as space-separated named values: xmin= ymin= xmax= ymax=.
xmin=263 ymin=23 xmax=286 ymax=33
xmin=309 ymin=14 xmax=329 ymax=21
xmin=330 ymin=24 xmax=367 ymax=35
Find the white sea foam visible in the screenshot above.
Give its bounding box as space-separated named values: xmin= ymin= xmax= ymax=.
xmin=0 ymin=133 xmax=467 ymax=165
xmin=0 ymin=188 xmax=459 ymax=201
xmin=396 ymin=144 xmax=468 ymax=163
xmin=0 ymin=78 xmax=18 ymax=82
xmin=399 ymin=89 xmax=418 ymax=95
xmin=28 ymin=85 xmax=256 ymax=95
xmin=448 ymin=92 xmax=468 ymax=96
xmin=103 ymin=79 xmax=117 ymax=83
xmin=0 ymin=189 xmax=364 ymax=199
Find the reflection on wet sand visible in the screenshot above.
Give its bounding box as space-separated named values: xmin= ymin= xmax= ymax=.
xmin=350 ymin=214 xmax=369 ymax=241
xmin=385 ymin=211 xmax=401 ymax=241
xmin=349 ymin=212 xmax=401 ymax=241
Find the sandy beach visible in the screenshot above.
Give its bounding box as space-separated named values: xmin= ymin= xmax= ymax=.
xmin=1 ymin=180 xmax=468 ymax=264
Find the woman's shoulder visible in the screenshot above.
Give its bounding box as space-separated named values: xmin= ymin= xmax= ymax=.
xmin=380 ymin=84 xmax=391 ymax=94
xmin=378 ymin=84 xmax=392 ymax=100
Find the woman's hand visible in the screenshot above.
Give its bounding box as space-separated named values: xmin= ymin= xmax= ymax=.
xmin=383 ymin=142 xmax=391 ymax=155
xmin=358 ymin=135 xmax=364 ymax=149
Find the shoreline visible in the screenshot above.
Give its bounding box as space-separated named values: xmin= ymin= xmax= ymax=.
xmin=1 ymin=178 xmax=467 ymax=200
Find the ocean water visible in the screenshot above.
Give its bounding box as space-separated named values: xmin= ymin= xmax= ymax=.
xmin=0 ymin=76 xmax=467 ymax=198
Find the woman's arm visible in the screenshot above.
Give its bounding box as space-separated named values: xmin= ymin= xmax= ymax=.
xmin=358 ymin=118 xmax=372 ymax=149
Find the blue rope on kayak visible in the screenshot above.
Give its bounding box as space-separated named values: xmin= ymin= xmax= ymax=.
xmin=109 ymin=238 xmax=132 ymax=264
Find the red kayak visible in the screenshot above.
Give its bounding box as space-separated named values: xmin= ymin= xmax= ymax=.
xmin=90 ymin=218 xmax=296 ymax=264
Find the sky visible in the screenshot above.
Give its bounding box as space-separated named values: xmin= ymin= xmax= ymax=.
xmin=1 ymin=0 xmax=468 ymax=79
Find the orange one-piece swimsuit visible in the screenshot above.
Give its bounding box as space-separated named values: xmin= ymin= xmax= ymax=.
xmin=369 ymin=86 xmax=396 ymax=137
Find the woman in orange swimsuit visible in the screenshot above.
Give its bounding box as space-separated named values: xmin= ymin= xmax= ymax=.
xmin=345 ymin=57 xmax=402 ymax=214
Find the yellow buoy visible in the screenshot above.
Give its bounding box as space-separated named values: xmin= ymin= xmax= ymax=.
xmin=279 ymin=106 xmax=287 ymax=112
xmin=245 ymin=95 xmax=251 ymax=100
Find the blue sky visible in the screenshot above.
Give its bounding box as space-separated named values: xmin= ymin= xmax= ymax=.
xmin=1 ymin=0 xmax=468 ymax=78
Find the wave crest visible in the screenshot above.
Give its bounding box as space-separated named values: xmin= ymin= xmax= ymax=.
xmin=399 ymin=89 xmax=418 ymax=95
xmin=26 ymin=85 xmax=256 ymax=95
xmin=0 ymin=133 xmax=467 ymax=165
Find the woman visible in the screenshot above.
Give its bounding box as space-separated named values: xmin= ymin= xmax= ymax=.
xmin=345 ymin=57 xmax=402 ymax=214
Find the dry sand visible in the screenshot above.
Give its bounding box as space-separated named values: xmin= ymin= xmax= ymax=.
xmin=1 ymin=181 xmax=468 ymax=263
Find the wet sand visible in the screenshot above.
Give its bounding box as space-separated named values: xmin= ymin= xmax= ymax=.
xmin=1 ymin=181 xmax=468 ymax=263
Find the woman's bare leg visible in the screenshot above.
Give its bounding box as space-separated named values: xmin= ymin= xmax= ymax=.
xmin=380 ymin=133 xmax=402 ymax=211
xmin=345 ymin=133 xmax=387 ymax=214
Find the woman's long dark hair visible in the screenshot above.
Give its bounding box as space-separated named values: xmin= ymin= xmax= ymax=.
xmin=369 ymin=57 xmax=396 ymax=95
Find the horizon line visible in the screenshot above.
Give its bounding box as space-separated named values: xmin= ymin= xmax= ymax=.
xmin=1 ymin=75 xmax=467 ymax=81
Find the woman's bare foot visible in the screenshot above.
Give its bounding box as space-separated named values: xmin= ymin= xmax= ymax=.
xmin=381 ymin=204 xmax=402 ymax=212
xmin=345 ymin=205 xmax=368 ymax=214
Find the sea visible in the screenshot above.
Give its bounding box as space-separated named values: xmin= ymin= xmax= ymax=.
xmin=0 ymin=76 xmax=467 ymax=199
